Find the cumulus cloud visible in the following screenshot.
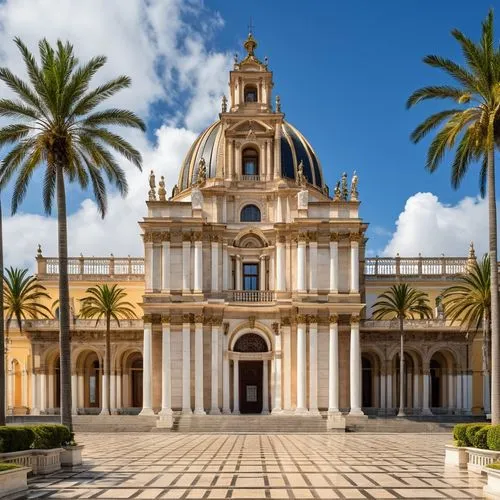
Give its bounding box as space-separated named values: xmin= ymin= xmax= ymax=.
xmin=382 ymin=192 xmax=489 ymax=257
xmin=0 ymin=0 xmax=231 ymax=269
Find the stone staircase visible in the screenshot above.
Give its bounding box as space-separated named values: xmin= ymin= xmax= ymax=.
xmin=72 ymin=415 xmax=158 ymax=432
xmin=173 ymin=414 xmax=328 ymax=433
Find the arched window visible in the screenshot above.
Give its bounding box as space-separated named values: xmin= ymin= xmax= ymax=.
xmin=241 ymin=204 xmax=261 ymax=222
xmin=242 ymin=148 xmax=259 ymax=176
xmin=244 ymin=85 xmax=258 ymax=103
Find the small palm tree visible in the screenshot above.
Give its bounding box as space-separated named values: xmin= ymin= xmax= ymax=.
xmin=3 ymin=267 xmax=52 ymax=334
xmin=406 ymin=9 xmax=500 ymax=424
xmin=443 ymin=255 xmax=491 ymax=412
xmin=0 ymin=201 xmax=4 ymax=426
xmin=372 ymin=284 xmax=433 ymax=416
xmin=79 ymin=284 xmax=136 ymax=414
xmin=0 ymin=39 xmax=145 ymax=429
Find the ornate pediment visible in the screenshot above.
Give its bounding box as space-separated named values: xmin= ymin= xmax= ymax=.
xmin=227 ymin=119 xmax=272 ymax=135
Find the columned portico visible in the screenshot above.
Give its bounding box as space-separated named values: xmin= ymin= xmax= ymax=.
xmin=295 ymin=318 xmax=308 ymax=414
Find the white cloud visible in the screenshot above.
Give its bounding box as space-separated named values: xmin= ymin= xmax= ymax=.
xmin=382 ymin=192 xmax=489 ymax=257
xmin=0 ymin=0 xmax=231 ymax=269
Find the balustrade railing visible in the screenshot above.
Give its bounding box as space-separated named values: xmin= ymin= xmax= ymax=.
xmin=365 ymin=256 xmax=468 ymax=277
xmin=229 ymin=290 xmax=274 ymax=302
xmin=38 ymin=256 xmax=144 ymax=279
xmin=240 ymin=174 xmax=261 ymax=181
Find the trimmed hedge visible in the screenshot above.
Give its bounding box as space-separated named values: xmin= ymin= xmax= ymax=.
xmin=0 ymin=427 xmax=35 ymax=453
xmin=488 ymin=425 xmax=500 ymax=451
xmin=453 ymin=423 xmax=470 ymax=446
xmin=31 ymin=425 xmax=72 ymax=450
xmin=0 ymin=425 xmax=72 ymax=453
xmin=472 ymin=425 xmax=491 ymax=449
xmin=465 ymin=423 xmax=490 ymax=448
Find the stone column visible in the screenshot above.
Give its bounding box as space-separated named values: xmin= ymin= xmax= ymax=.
xmin=227 ymin=140 xmax=233 ymax=180
xmin=222 ymin=323 xmax=231 ymax=414
xmin=272 ymin=324 xmax=282 ymax=413
xmin=110 ymin=370 xmax=116 ymax=413
xmin=159 ymin=317 xmax=173 ymax=425
xmin=309 ymin=237 xmax=318 ymax=294
xmin=47 ymin=371 xmax=54 ymax=410
xmin=308 ymin=319 xmax=319 ymax=414
xmin=194 ymin=237 xmax=203 ymax=294
xmin=260 ymin=143 xmax=266 ymax=179
xmin=274 ymin=124 xmax=281 ymax=179
xmin=466 ymin=370 xmax=473 ymax=414
xmin=211 ymin=238 xmax=219 ymax=293
xmin=380 ymin=371 xmax=386 ymax=412
xmin=21 ymin=369 xmax=28 ymax=408
xmin=297 ymin=236 xmax=306 ymax=293
xmin=210 ymin=320 xmax=221 ymax=414
xmin=349 ymin=315 xmax=364 ymax=416
xmin=386 ymin=365 xmax=393 ymax=411
xmin=295 ymin=318 xmax=307 ymax=414
xmin=194 ymin=316 xmax=205 ymax=415
xmin=233 ymin=359 xmax=240 ymax=414
xmin=282 ymin=321 xmax=292 ymax=412
xmin=262 ymin=360 xmax=269 ymax=414
xmin=39 ymin=370 xmax=46 ymax=412
xmin=413 ymin=370 xmax=420 ymax=409
xmin=456 ymin=370 xmax=463 ymax=413
xmin=162 ymin=234 xmax=171 ymax=292
xmin=31 ymin=370 xmax=40 ymax=415
xmin=222 ymin=242 xmax=229 ymax=291
xmin=235 ymin=255 xmax=242 ymax=290
xmin=100 ymin=365 xmax=109 ymax=415
xmin=115 ymin=370 xmax=122 ymax=411
xmin=71 ymin=372 xmax=78 ymax=414
xmin=235 ymin=142 xmax=241 ymax=178
xmin=266 ymin=139 xmax=272 ymax=181
xmin=350 ymin=234 xmax=360 ymax=293
xmin=276 ymin=237 xmax=285 ymax=291
xmin=77 ymin=372 xmax=84 ymax=409
xmin=259 ymin=256 xmax=266 ymax=291
xmin=329 ymin=234 xmax=339 ymax=294
xmin=182 ymin=236 xmax=191 ymax=293
xmin=448 ymin=369 xmax=455 ymax=412
xmin=182 ymin=318 xmax=192 ymax=414
xmin=7 ymin=366 xmax=13 ymax=411
xmin=422 ymin=366 xmax=432 ymax=416
xmin=328 ymin=315 xmax=340 ymax=414
xmin=139 ymin=318 xmax=154 ymax=415
xmin=145 ymin=237 xmax=153 ymax=292
xmin=276 ymin=195 xmax=283 ymax=222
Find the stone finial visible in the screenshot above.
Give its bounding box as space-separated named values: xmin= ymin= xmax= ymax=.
xmin=158 ymin=176 xmax=166 ymax=201
xmin=37 ymin=244 xmax=42 ymax=257
xmin=276 ymin=95 xmax=281 ymax=113
xmin=221 ymin=95 xmax=227 ymax=113
xmin=341 ymin=172 xmax=348 ymax=201
xmin=466 ymin=241 xmax=477 ymax=273
xmin=148 ymin=170 xmax=157 ymax=201
xmin=350 ymin=171 xmax=359 ymax=201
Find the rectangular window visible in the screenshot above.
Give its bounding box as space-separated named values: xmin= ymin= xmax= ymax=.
xmin=243 ymin=263 xmax=259 ymax=291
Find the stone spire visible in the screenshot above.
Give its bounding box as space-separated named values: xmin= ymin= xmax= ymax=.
xmin=466 ymin=241 xmax=477 ymax=272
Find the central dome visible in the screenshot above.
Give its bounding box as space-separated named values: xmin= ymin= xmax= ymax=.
xmin=177 ymin=120 xmax=325 ymax=192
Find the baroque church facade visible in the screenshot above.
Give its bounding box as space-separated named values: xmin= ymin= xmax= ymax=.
xmin=6 ymin=34 xmax=486 ymax=428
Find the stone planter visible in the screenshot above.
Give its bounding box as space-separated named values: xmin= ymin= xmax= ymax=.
xmin=0 ymin=448 xmax=62 ymax=475
xmin=444 ymin=444 xmax=467 ymax=469
xmin=484 ymin=466 xmax=500 ymax=499
xmin=60 ymin=445 xmax=84 ymax=467
xmin=466 ymin=448 xmax=500 ymax=474
xmin=0 ymin=466 xmax=31 ymax=499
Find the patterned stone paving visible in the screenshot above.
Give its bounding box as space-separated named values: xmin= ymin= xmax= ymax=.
xmin=27 ymin=432 xmax=486 ymax=499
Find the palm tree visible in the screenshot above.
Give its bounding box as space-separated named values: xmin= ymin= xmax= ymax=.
xmin=443 ymin=254 xmax=491 ymax=413
xmin=0 ymin=200 xmax=4 ymax=426
xmin=3 ymin=267 xmax=52 ymax=334
xmin=79 ymin=284 xmax=136 ymax=415
xmin=406 ymin=9 xmax=500 ymax=424
xmin=372 ymin=284 xmax=433 ymax=417
xmin=0 ymin=39 xmax=145 ymax=430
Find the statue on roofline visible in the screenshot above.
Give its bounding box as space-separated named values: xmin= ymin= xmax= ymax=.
xmin=334 ymin=181 xmax=341 ymax=201
xmin=148 ymin=170 xmax=157 ymax=201
xmin=197 ymin=157 xmax=207 ymax=185
xmin=296 ymin=159 xmax=306 ymax=187
xmin=171 ymin=184 xmax=179 ymax=198
xmin=350 ymin=170 xmax=359 ymax=201
xmin=341 ymin=172 xmax=348 ymax=200
xmin=158 ymin=176 xmax=166 ymax=201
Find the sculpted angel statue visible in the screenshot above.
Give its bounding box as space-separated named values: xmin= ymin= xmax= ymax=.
xmin=350 ymin=171 xmax=359 ymax=200
xmin=158 ymin=176 xmax=166 ymax=201
xmin=148 ymin=170 xmax=156 ymax=201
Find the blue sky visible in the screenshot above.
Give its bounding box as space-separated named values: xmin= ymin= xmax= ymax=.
xmin=0 ymin=0 xmax=497 ymax=266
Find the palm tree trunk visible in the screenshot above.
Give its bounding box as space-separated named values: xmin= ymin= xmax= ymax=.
xmin=56 ymin=164 xmax=72 ymax=431
xmin=483 ymin=312 xmax=491 ymax=415
xmin=101 ymin=315 xmax=111 ymax=415
xmin=0 ymin=198 xmax=5 ymax=426
xmin=397 ymin=316 xmax=406 ymax=417
xmin=487 ymin=124 xmax=499 ymax=425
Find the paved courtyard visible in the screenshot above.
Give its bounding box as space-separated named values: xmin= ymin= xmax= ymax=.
xmin=28 ymin=433 xmax=486 ymax=499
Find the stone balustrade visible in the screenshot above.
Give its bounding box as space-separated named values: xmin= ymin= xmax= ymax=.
xmin=365 ymin=256 xmax=468 ymax=278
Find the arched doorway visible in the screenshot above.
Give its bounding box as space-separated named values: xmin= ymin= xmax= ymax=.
xmin=130 ymin=356 xmax=143 ymax=408
xmin=361 ymin=356 xmax=373 ymax=408
xmin=430 ymin=354 xmax=446 ymax=409
xmin=76 ymin=350 xmax=102 ymax=409
xmin=233 ymin=333 xmax=268 ymax=414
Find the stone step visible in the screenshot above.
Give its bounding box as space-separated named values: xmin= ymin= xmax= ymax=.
xmin=72 ymin=415 xmax=158 ymax=432
xmin=346 ymin=417 xmax=459 ymax=433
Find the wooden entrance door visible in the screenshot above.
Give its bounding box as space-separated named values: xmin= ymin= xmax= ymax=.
xmin=239 ymin=361 xmax=263 ymax=414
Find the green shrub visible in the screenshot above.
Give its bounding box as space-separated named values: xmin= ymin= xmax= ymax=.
xmin=31 ymin=425 xmax=71 ymax=449
xmin=465 ymin=423 xmax=489 ymax=447
xmin=0 ymin=427 xmax=35 ymax=452
xmin=472 ymin=425 xmax=491 ymax=449
xmin=0 ymin=462 xmax=20 ymax=472
xmin=453 ymin=423 xmax=470 ymax=446
xmin=487 ymin=463 xmax=500 ymax=470
xmin=487 ymin=425 xmax=500 ymax=451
